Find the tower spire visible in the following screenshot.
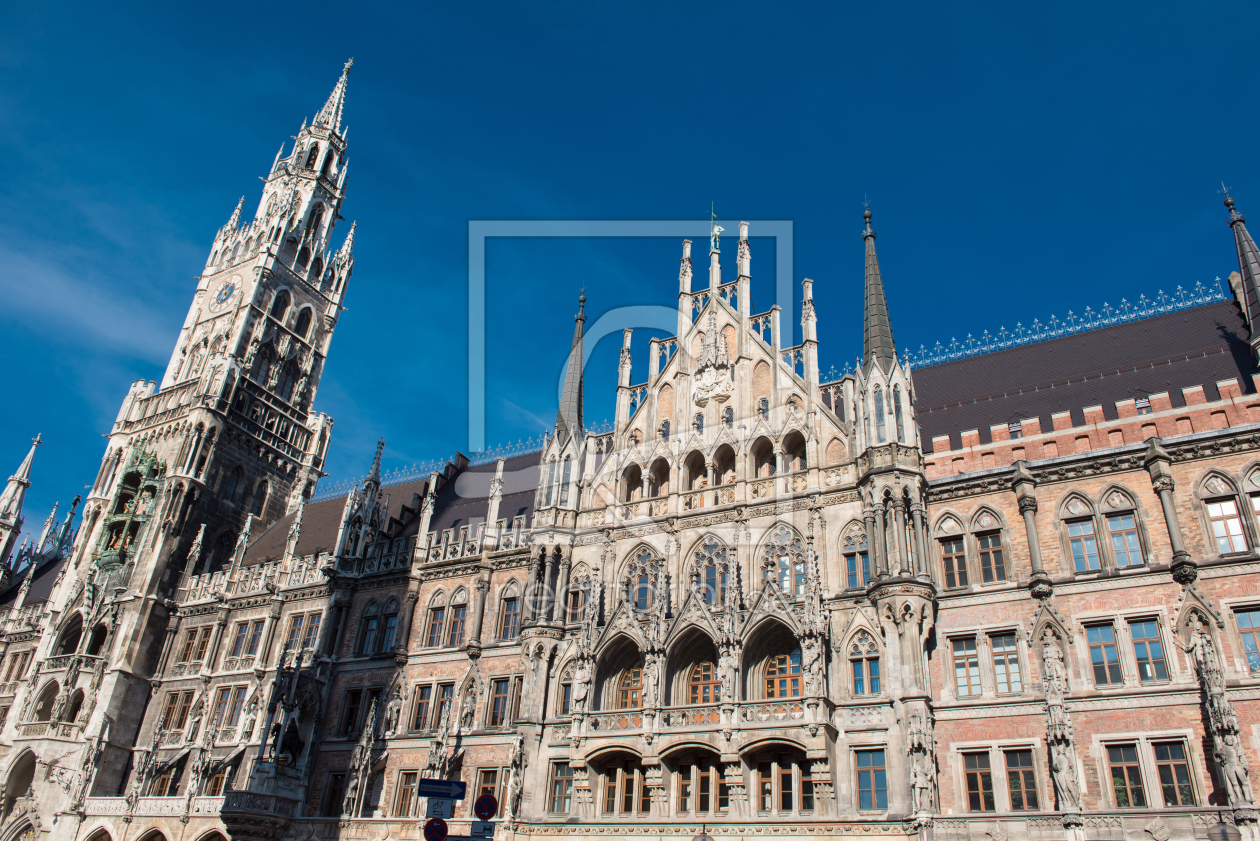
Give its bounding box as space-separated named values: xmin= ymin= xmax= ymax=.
xmin=1224 ymin=188 xmax=1260 ymax=349
xmin=314 ymin=58 xmax=353 ymax=134
xmin=0 ymin=434 xmax=39 ymax=524
xmin=366 ymin=438 xmax=384 ymax=486
xmin=555 ymin=291 xmax=586 ymax=445
xmin=862 ymin=207 xmax=898 ymax=374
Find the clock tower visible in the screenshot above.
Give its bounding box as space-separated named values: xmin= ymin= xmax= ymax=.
xmin=49 ymin=61 xmax=360 ymax=789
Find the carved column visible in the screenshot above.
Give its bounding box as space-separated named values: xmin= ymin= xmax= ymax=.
xmin=468 ymin=576 xmax=491 ymax=654
xmin=645 ymin=763 xmax=667 ymax=817
xmin=890 ymin=495 xmax=909 ymax=576
xmin=394 ymin=590 xmax=420 ymax=662
xmin=810 ymin=758 xmax=834 ymax=815
xmin=1145 ymin=439 xmax=1195 ymax=582
xmin=872 ymin=500 xmax=889 ymax=578
xmin=723 ymin=759 xmax=747 ymax=818
xmin=526 ymin=549 xmax=545 ymax=623
xmin=864 ymin=503 xmax=882 ymax=580
xmin=258 ymin=590 xmax=285 ymax=667
xmin=910 ymin=500 xmax=928 ymax=578
xmin=541 ymin=548 xmax=559 ymax=622
xmin=553 ymin=552 xmax=572 ymax=626
xmin=1013 ymin=462 xmax=1051 ymax=598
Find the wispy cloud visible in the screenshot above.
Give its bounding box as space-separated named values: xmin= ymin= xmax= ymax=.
xmin=0 ymin=240 xmax=175 ymax=362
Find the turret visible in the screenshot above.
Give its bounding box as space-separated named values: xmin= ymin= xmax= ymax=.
xmin=0 ymin=435 xmax=39 ymax=566
xmin=1224 ymin=188 xmax=1260 ymax=357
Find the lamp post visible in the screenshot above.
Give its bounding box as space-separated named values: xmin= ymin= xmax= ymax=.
xmin=1208 ymin=817 xmax=1242 ymax=841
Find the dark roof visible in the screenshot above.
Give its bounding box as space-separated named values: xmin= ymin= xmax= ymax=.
xmin=912 ymin=300 xmax=1256 ymax=452
xmin=242 ymin=451 xmax=541 ymax=564
xmin=0 ymin=555 xmax=66 ymax=608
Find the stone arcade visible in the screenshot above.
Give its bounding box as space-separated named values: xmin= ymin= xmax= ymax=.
xmin=2 ymin=61 xmax=1260 ymax=841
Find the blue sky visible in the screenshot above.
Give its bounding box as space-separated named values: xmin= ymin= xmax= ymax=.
xmin=1 ymin=2 xmax=1258 ymax=528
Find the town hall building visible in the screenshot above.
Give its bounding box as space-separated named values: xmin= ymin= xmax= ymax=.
xmin=0 ymin=61 xmax=1259 ymax=841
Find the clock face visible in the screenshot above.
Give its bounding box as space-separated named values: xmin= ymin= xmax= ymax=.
xmin=208 ymin=276 xmax=241 ymax=313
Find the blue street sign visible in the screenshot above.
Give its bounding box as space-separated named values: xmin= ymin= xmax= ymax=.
xmin=423 ymin=818 xmax=448 ymax=841
xmin=416 ymin=778 xmax=468 ymax=800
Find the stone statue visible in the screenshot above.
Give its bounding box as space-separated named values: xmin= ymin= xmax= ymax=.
xmin=341 ymin=764 xmax=361 ymax=816
xmin=642 ymin=654 xmax=660 ymax=708
xmin=911 ymin=755 xmax=931 ymax=813
xmin=1050 ymin=742 xmax=1081 ymax=811
xmin=1219 ymin=733 xmax=1255 ymax=806
xmin=460 ymin=687 xmax=477 ymax=733
xmin=717 ymin=647 xmax=736 ymax=703
xmin=802 ymin=635 xmax=824 ymax=696
xmin=1041 ymin=629 xmax=1067 ymax=698
xmin=572 ymin=659 xmax=592 ymax=712
xmin=504 ymin=731 xmax=526 ymax=825
xmin=384 ymin=686 xmax=403 ymax=736
xmin=280 ymin=716 xmax=305 ymax=762
xmin=241 ymin=693 xmax=259 ymax=742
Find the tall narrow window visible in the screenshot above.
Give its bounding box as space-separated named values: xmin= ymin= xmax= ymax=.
xmin=1107 ymin=744 xmax=1146 ymax=807
xmin=230 ymin=623 xmax=248 ymax=657
xmin=250 ymin=481 xmax=267 ymax=516
xmin=633 ymin=574 xmax=651 ymax=610
xmin=212 ymin=686 xmax=232 ymax=727
xmin=412 ymin=685 xmax=432 ymax=730
xmin=978 ymin=533 xmax=1005 ymax=582
xmin=953 ymin=638 xmax=981 ymax=696
xmin=1237 ymin=609 xmax=1260 ymax=672
xmin=342 ymin=689 xmax=363 ymax=736
xmin=426 ymin=607 xmax=447 ymax=648
xmin=894 ymin=385 xmax=905 ymax=442
xmin=856 ymin=750 xmax=887 ymax=811
xmin=991 ymin=633 xmax=1022 ymax=693
xmin=1153 ymin=742 xmax=1195 ymax=806
xmin=489 ymin=678 xmax=511 ymax=726
xmin=247 ymin=619 xmax=265 ymax=656
xmin=618 ymin=667 xmax=642 ymax=708
xmin=448 ymin=604 xmax=467 ymax=645
xmin=1006 ymin=750 xmax=1038 ymax=811
xmin=758 ymin=762 xmax=773 ymax=812
xmin=302 ymin=614 xmax=322 ymax=650
xmin=499 ymin=597 xmax=520 ymax=640
xmin=1129 ymin=620 xmax=1168 ymax=682
xmin=845 ymin=539 xmax=870 ymax=589
xmin=559 ymin=457 xmax=572 ymax=506
xmin=380 ymin=610 xmax=398 ymax=652
xmin=545 ymin=459 xmax=557 ymax=507
xmin=1068 ymin=520 xmax=1101 ymax=571
xmin=566 ymin=587 xmax=586 ymax=623
xmin=550 ymin=763 xmax=574 ymax=813
xmin=873 ymin=387 xmax=886 ymax=443
xmin=964 ymin=753 xmax=995 ymax=811
xmin=680 ymin=766 xmax=692 ymax=812
xmin=270 ymin=290 xmax=291 ymax=322
xmin=941 ymin=538 xmax=968 ymax=588
xmin=228 ymin=685 xmax=248 ymax=726
xmin=1207 ymin=499 xmax=1247 ymax=554
xmin=1087 ymin=625 xmax=1122 ymax=686
xmin=1107 ymin=513 xmax=1144 ymax=567
xmin=396 ymin=772 xmax=418 ymax=818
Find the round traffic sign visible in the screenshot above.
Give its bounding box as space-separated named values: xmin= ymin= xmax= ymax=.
xmin=424 ymin=818 xmax=448 ymax=841
xmin=474 ymin=792 xmax=498 ymax=821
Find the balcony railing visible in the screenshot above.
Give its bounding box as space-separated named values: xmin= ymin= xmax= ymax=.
xmin=579 ymin=699 xmax=826 ymax=739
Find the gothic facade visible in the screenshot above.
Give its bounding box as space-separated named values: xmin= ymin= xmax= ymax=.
xmin=2 ymin=61 xmax=1260 ymax=841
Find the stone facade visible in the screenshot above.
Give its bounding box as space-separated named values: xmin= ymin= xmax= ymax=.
xmin=2 ymin=60 xmax=1260 ymax=841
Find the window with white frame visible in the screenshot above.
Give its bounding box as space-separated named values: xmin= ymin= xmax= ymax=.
xmin=991 ymin=633 xmax=1022 ymax=694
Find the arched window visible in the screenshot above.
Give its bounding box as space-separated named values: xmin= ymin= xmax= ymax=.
xmin=893 ymin=385 xmax=905 ymax=442
xmin=426 ymin=593 xmax=447 ymax=648
xmin=320 ymin=150 xmax=336 ymax=177
xmin=86 ymin=623 xmax=108 ymax=656
xmin=250 ymin=481 xmax=268 ymax=517
xmin=761 ymin=524 xmax=806 ymax=597
xmin=545 ymin=458 xmax=557 ymax=507
xmin=765 ymin=649 xmax=802 ymax=698
xmin=306 ymin=205 xmax=324 ymax=238
xmin=380 ymin=599 xmax=399 ymax=653
xmin=448 ymin=591 xmax=468 ymax=645
xmin=558 ymin=666 xmax=574 ymax=715
xmin=498 ymin=588 xmax=520 ymax=640
xmin=270 ymin=290 xmax=291 ymax=322
xmin=309 ymin=257 xmax=324 ymax=280
xmin=688 ymin=662 xmax=720 ymax=704
xmin=225 ymin=467 xmax=242 ymax=500
xmin=617 ymin=666 xmax=643 ymax=709
xmin=304 ymin=144 xmax=320 ymax=169
xmin=33 ymin=681 xmax=60 ymax=721
xmin=358 ymin=602 xmax=380 ymax=656
xmin=62 ymin=689 xmax=85 ymax=722
xmin=849 ymin=632 xmax=880 ymax=695
xmin=693 ymin=537 xmax=730 ymax=604
xmin=55 ymin=615 xmax=83 ymax=655
xmin=294 ymin=307 xmax=313 ymax=338
xmin=624 ymin=547 xmax=661 ymax=611
xmin=873 ymin=386 xmax=886 ymax=443
xmin=296 ymin=246 xmax=311 ymax=268
xmin=559 ymin=457 xmax=572 ymax=506
xmin=844 ymin=533 xmax=870 ymax=589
